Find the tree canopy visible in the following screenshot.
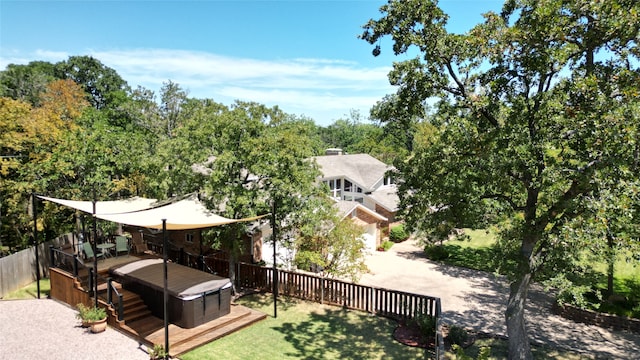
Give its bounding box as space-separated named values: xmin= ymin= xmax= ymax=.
xmin=362 ymin=0 xmax=639 ymax=358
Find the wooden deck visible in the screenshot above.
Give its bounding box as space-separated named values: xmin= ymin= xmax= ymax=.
xmin=116 ymin=302 xmax=267 ymax=357
xmin=51 ymin=254 xmax=267 ymax=358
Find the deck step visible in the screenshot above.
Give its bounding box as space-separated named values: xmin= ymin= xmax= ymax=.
xmin=169 ymin=310 xmax=267 ymax=356
xmin=121 ymin=316 xmax=165 ymax=337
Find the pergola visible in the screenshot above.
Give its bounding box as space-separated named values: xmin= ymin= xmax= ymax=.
xmin=37 ymin=194 xmax=266 ymax=356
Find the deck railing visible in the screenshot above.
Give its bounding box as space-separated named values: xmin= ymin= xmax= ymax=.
xmin=180 ymin=253 xmax=441 ymax=322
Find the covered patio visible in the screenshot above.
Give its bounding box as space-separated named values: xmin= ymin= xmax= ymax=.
xmin=42 ymin=194 xmax=268 ymax=357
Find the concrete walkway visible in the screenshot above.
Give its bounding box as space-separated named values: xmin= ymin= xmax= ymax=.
xmin=358 ymin=240 xmax=640 ymax=359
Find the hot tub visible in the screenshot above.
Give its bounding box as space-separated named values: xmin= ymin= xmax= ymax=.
xmin=110 ymin=259 xmax=232 ymax=328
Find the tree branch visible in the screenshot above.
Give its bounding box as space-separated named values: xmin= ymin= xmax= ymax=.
xmin=480 ymin=193 xmax=525 ymax=211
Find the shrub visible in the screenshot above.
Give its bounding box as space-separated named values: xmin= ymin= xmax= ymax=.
xmin=447 ymin=325 xmax=469 ymax=345
xmin=149 ymin=344 xmax=167 ymax=360
xmin=424 ymin=245 xmax=449 ymax=261
xmin=377 ymin=240 xmax=393 ymax=252
xmin=76 ymin=303 xmax=106 ymax=322
xmin=410 ymin=313 xmax=436 ymax=338
xmin=389 ymin=224 xmax=409 ymax=242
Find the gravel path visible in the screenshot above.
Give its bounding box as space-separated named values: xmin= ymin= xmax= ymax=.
xmin=0 ymin=299 xmax=150 ymax=360
xmin=359 ymin=239 xmax=640 ymax=359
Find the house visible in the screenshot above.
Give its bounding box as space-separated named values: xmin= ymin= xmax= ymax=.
xmin=334 ymin=200 xmax=388 ymax=253
xmin=311 ymin=151 xmax=399 ymax=224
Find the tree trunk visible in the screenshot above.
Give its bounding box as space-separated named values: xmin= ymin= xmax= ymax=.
xmin=506 ymin=229 xmax=536 ymax=360
xmin=606 ymin=229 xmax=615 ymax=297
xmin=506 ymin=271 xmax=533 ymax=360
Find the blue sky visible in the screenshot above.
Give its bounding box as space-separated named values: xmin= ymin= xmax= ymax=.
xmin=1 ymin=0 xmax=503 ymax=126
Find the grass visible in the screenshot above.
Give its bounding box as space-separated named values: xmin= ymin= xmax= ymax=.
xmin=182 ymin=293 xmax=428 ymax=360
xmin=446 ymin=337 xmax=591 ymax=360
xmin=429 ymin=229 xmax=640 ymax=318
xmin=426 ymin=229 xmax=500 ymax=273
xmin=2 ymin=278 xmax=50 ymax=299
xmin=182 ymin=293 xmax=589 ymax=360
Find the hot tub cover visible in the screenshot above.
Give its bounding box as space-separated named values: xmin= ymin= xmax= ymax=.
xmin=110 ymin=259 xmax=231 ymax=298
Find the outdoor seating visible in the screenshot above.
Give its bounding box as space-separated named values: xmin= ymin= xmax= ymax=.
xmin=131 ymin=236 xmax=152 ymax=255
xmin=82 ymin=242 xmax=104 ymax=261
xmin=115 ymin=236 xmax=130 ymax=257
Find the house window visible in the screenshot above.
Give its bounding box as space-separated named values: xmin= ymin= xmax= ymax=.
xmin=185 ymin=233 xmax=194 ymax=243
xmin=344 ymin=179 xmax=353 ymax=192
xmin=384 ymin=176 xmax=394 ymax=186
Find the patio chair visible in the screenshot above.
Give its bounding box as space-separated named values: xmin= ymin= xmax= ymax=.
xmin=82 ymin=242 xmax=104 ymax=261
xmin=129 ymin=236 xmax=148 ymax=254
xmin=115 ymin=236 xmax=130 ymax=257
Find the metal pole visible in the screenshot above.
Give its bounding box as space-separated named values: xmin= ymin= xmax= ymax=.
xmin=272 ymin=199 xmax=277 ymax=318
xmin=162 ymin=219 xmax=169 ymax=358
xmin=32 ymin=193 xmax=41 ymax=299
xmin=92 ymin=191 xmax=98 ymax=308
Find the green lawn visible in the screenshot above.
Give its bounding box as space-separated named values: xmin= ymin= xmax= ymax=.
xmin=431 ymin=229 xmax=640 ymax=317
xmin=2 ymin=278 xmax=50 ymax=299
xmin=182 ymin=293 xmax=428 ymax=360
xmin=182 ymin=293 xmax=588 ymax=360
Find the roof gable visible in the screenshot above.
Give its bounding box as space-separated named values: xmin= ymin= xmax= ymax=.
xmin=312 ymin=154 xmax=391 ymax=191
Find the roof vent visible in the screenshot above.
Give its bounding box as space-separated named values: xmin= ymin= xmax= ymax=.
xmin=325 ymin=148 xmax=343 ymax=156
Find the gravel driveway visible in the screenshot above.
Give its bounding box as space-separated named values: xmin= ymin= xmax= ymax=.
xmin=358 ymin=239 xmax=640 ymax=359
xmin=0 ymin=299 xmax=150 ymax=360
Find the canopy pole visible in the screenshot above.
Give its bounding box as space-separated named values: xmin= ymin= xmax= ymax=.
xmin=162 ymin=219 xmax=169 ymax=358
xmin=32 ymin=193 xmax=41 ymax=299
xmin=272 ymin=199 xmax=278 ymax=318
xmin=92 ymin=190 xmax=98 ymax=308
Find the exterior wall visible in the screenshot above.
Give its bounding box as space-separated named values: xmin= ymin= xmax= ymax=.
xmin=375 ymin=204 xmax=395 ymax=227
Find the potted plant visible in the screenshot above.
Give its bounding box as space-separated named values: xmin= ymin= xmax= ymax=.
xmin=76 ymin=303 xmax=108 ymax=333
xmin=148 ymin=344 xmax=167 ymax=359
xmin=75 ymin=303 xmax=91 ymax=327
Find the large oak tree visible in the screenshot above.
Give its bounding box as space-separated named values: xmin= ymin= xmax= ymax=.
xmin=362 ymin=0 xmax=640 ymax=358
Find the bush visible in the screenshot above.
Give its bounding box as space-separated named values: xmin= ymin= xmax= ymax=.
xmin=76 ymin=303 xmax=106 ymax=322
xmin=447 ymin=325 xmax=469 ymax=345
xmin=410 ymin=312 xmax=436 ymax=338
xmin=424 ymin=245 xmax=449 ymax=261
xmin=377 ymin=240 xmax=394 ymax=252
xmin=389 ymin=224 xmax=409 ymax=242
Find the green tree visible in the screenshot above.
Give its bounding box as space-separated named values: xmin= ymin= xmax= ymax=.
xmin=295 ymin=197 xmax=368 ymax=282
xmin=55 ymin=55 xmax=129 ymax=111
xmin=0 ymin=61 xmax=57 ymax=106
xmin=0 ymin=79 xmax=90 ymax=249
xmin=362 ymin=1 xmax=640 ymax=358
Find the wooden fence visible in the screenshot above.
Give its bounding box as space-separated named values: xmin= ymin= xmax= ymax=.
xmin=180 ymin=251 xmax=441 ymax=322
xmin=0 ymin=233 xmax=74 ymax=298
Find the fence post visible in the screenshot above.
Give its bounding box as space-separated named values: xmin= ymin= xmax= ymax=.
xmin=107 ymin=277 xmax=113 ymax=305
xmin=88 ymin=267 xmax=94 ymax=296
xmin=73 ymin=254 xmax=78 ymax=277
xmin=320 ymin=276 xmax=324 ymax=305
xmin=118 ymin=293 xmax=124 ymax=321
xmin=435 ymin=298 xmax=444 ymax=360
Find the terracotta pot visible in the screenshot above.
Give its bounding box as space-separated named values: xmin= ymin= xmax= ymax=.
xmin=90 ymin=317 xmax=108 ymax=333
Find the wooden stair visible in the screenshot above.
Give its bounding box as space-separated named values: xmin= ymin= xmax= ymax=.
xmin=150 ymin=305 xmax=268 ymax=357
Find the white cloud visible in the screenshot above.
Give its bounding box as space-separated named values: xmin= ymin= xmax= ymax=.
xmin=1 ymin=48 xmax=396 ymax=125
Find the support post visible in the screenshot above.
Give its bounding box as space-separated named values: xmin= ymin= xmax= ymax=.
xmin=92 ymin=191 xmax=98 ymax=308
xmin=32 ymin=193 xmax=40 ymax=299
xmin=162 ymin=219 xmax=169 ymax=358
xmin=272 ymin=199 xmax=278 ymax=318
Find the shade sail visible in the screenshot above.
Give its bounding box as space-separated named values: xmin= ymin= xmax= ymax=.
xmin=96 ymin=196 xmax=265 ymax=230
xmin=38 ymin=195 xmax=158 ymax=215
xmin=41 ymin=194 xmax=265 ymax=230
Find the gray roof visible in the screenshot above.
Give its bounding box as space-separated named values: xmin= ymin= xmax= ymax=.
xmin=312 ymin=154 xmax=392 ymax=191
xmin=368 ymin=185 xmax=399 ymax=212
xmin=333 ymin=200 xmax=388 ymax=221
